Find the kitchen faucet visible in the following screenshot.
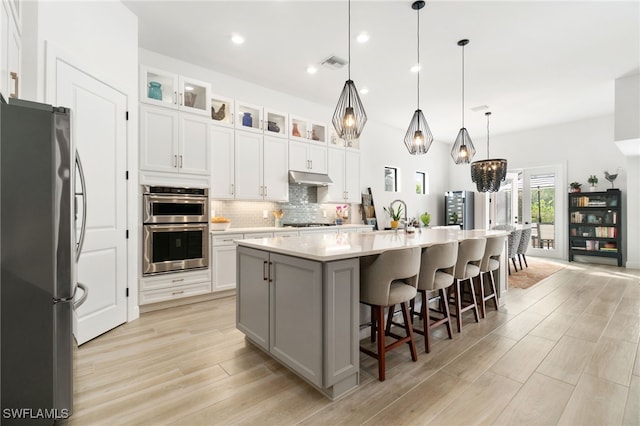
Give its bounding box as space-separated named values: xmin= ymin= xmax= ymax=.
xmin=390 ymin=199 xmax=408 ymax=229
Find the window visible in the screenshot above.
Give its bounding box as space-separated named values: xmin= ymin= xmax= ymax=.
xmin=415 ymin=171 xmax=428 ymax=194
xmin=384 ymin=166 xmax=398 ymax=192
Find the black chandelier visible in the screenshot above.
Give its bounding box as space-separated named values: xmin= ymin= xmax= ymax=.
xmin=332 ymin=0 xmax=367 ymax=143
xmin=470 ymin=112 xmax=507 ymax=192
xmin=451 ymin=39 xmax=476 ymax=164
xmin=404 ymin=0 xmax=433 ymax=155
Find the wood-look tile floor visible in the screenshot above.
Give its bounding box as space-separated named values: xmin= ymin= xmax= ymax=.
xmin=67 ymin=259 xmax=640 ymax=425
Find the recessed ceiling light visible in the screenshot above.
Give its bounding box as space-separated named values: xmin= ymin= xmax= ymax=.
xmin=410 ymin=64 xmax=421 ymax=73
xmin=307 ymin=65 xmax=318 ymax=75
xmin=231 ymin=33 xmax=245 ymax=45
xmin=356 ymin=32 xmax=369 ymax=43
xmin=359 ymin=87 xmax=369 ymax=95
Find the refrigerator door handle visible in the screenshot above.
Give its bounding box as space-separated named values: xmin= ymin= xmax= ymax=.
xmin=75 ymin=151 xmax=87 ymax=262
xmin=74 ymin=282 xmax=89 ymax=310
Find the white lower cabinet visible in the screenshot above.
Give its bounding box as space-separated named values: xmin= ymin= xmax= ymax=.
xmin=211 ymin=233 xmax=243 ymax=292
xmin=139 ymin=268 xmax=212 ymax=305
xmin=319 ymin=148 xmax=360 ymax=203
xmin=236 ymin=246 xmax=360 ymax=397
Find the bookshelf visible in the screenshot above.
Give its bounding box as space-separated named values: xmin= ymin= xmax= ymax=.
xmin=568 ymin=190 xmax=622 ymax=266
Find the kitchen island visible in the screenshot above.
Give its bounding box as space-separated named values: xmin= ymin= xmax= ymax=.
xmin=235 ymin=228 xmax=508 ymax=400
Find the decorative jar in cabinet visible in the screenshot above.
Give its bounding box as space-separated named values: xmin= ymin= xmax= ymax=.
xmin=235 ymin=100 xmax=263 ymax=133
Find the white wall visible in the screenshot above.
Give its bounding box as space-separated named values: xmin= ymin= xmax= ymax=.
xmin=23 ymin=0 xmax=140 ymax=317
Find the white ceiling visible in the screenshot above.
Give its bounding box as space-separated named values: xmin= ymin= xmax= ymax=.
xmin=123 ymin=0 xmax=640 ymax=142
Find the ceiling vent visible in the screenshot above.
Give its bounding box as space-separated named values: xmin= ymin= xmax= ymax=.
xmin=321 ymin=55 xmax=348 ymax=70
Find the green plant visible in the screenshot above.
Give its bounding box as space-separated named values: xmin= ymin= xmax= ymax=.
xmin=569 ymin=182 xmax=582 ymax=189
xmin=383 ymin=204 xmax=403 ymax=221
xmin=420 ymin=212 xmax=431 ymax=226
xmin=588 ymin=175 xmax=598 ymax=185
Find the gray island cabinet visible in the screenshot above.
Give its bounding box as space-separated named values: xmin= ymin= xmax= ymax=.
xmin=235 ymin=229 xmax=508 ymax=400
xmin=236 ymin=246 xmax=360 ymax=399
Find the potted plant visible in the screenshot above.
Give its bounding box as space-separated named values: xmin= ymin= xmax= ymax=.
xmin=383 ymin=204 xmax=403 ymax=229
xmin=587 ymin=175 xmax=598 ymax=191
xmin=569 ymin=182 xmax=582 ymax=193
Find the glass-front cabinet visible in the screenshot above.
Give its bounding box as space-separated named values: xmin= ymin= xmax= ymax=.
xmin=210 ymin=93 xmax=234 ymax=127
xmin=289 ymin=115 xmax=328 ymax=144
xmin=568 ymin=190 xmax=622 ymax=266
xmin=140 ymin=65 xmax=211 ymax=116
xmin=264 ymin=108 xmax=288 ymax=139
xmin=235 ymin=100 xmax=263 ymax=133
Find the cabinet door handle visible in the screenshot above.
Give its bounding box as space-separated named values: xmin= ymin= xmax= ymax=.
xmin=268 ymin=261 xmax=273 ymax=282
xmin=310 ymin=160 xmax=313 ymax=169
xmin=172 ymin=290 xmax=185 ymax=295
xmin=264 ymin=186 xmax=268 ymax=197
xmin=10 ymin=72 xmax=18 ymax=98
xmin=172 ymin=278 xmax=185 ymax=283
xmin=230 ymin=183 xmax=235 ymax=195
xmin=260 ymin=119 xmax=264 ymax=130
xmin=173 ymin=91 xmax=177 ymax=105
xmin=174 ymin=155 xmax=178 ymax=167
xmin=263 ymin=260 xmax=268 ymax=281
xmin=179 ymin=155 xmax=183 ymax=168
xmin=179 ymin=92 xmax=183 ymax=106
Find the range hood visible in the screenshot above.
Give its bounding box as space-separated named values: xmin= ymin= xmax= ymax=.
xmin=288 ymin=170 xmax=333 ymax=186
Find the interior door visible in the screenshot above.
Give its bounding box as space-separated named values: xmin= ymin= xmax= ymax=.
xmin=56 ymin=60 xmax=128 ymax=344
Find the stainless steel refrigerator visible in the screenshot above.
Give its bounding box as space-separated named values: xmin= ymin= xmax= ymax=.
xmin=1 ymin=98 xmax=87 ymax=423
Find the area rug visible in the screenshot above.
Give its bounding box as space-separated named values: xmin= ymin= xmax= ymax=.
xmin=509 ymin=256 xmax=566 ymax=289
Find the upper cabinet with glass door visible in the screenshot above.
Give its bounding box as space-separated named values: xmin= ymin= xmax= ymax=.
xmin=140 ymin=65 xmax=211 ymax=116
xmin=263 ymin=108 xmax=288 ymax=139
xmin=210 ymin=93 xmax=234 ymax=128
xmin=289 ymin=115 xmax=328 ymax=145
xmin=329 ymin=128 xmax=360 ymax=150
xmin=235 ymin=100 xmax=263 ymax=134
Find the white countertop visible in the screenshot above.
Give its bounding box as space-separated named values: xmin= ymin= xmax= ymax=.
xmin=210 ymin=224 xmax=371 ymax=234
xmin=236 ymin=228 xmax=509 ymax=262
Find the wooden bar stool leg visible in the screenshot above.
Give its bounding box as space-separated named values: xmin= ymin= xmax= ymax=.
xmin=441 ymin=287 xmax=453 ymax=339
xmin=385 ymin=304 xmax=395 ymax=336
xmin=370 ymin=305 xmax=376 ymax=343
xmin=489 ymin=270 xmax=499 ymax=311
xmin=401 ymin=302 xmax=418 ymax=362
xmin=469 ymin=277 xmax=480 ymax=324
xmin=376 ymin=305 xmax=386 ymax=381
xmin=455 ymin=279 xmax=463 ymax=333
xmin=478 ymin=273 xmax=487 ymax=319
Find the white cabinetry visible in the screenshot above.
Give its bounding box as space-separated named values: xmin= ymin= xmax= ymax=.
xmin=139 ymin=268 xmax=212 ymax=305
xmin=319 ymin=147 xmax=360 ymax=203
xmin=289 ymin=115 xmax=328 ymax=144
xmin=1 ymin=1 xmax=20 ymax=100
xmin=289 ymin=140 xmax=328 ymax=174
xmin=140 ymin=104 xmax=210 ymax=176
xmin=210 ymin=125 xmax=235 ymax=199
xmin=235 ymin=131 xmax=288 ymax=201
xmin=211 ymin=233 xmax=243 ymax=292
xmin=235 ymin=101 xmax=289 ymax=139
xmin=140 ymin=65 xmax=211 ymax=117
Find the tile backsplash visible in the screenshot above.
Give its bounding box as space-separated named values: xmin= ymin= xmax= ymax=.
xmin=211 ymin=184 xmax=361 ymax=227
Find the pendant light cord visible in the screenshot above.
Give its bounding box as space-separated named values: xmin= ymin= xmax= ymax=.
xmin=348 ymin=0 xmax=351 ymax=80
xmin=486 ymin=113 xmax=490 ymax=158
xmin=416 ymin=6 xmax=420 ymax=108
xmin=461 ymin=44 xmax=465 ymax=127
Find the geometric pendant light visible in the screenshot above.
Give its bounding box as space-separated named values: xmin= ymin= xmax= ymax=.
xmin=332 ymin=0 xmax=367 ymax=144
xmin=471 ymin=112 xmax=508 ymax=192
xmin=451 ymin=39 xmax=476 ymax=164
xmin=404 ymin=0 xmax=433 ymax=155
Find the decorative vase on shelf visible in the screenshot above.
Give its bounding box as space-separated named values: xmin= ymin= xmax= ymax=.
xmin=311 ymin=129 xmax=320 ymax=141
xmin=292 ymin=123 xmax=301 ymax=137
xmin=242 ymin=112 xmax=253 ymax=127
xmin=148 ymin=81 xmax=162 ymax=100
xmin=589 ymin=185 xmax=597 ymax=192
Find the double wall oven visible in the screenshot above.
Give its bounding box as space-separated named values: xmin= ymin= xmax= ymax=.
xmin=143 ymin=185 xmax=209 ymax=275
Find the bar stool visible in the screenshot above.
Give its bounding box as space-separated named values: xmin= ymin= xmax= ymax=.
xmin=517 ymin=226 xmax=532 ymax=269
xmin=478 ymin=234 xmax=507 ymax=318
xmin=450 ymin=238 xmax=486 ymax=332
xmin=360 ymin=247 xmax=421 ymax=381
xmin=412 ymin=241 xmax=458 ymax=353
